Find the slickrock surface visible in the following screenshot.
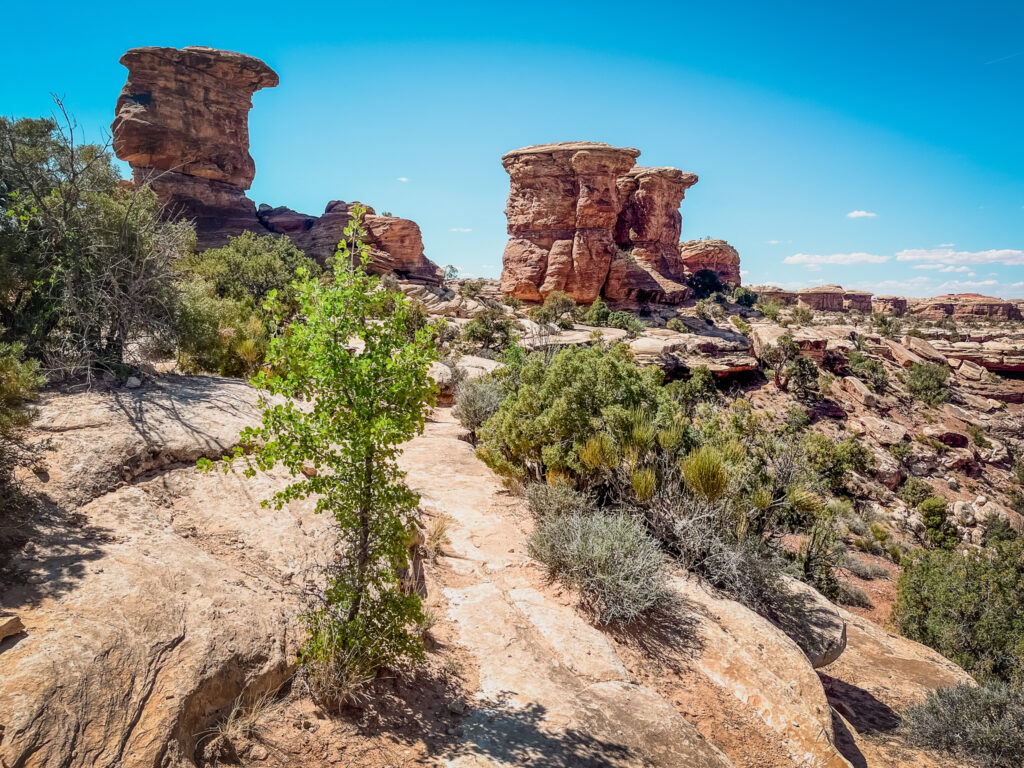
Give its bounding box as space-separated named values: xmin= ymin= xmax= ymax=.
xmin=0 ymin=377 xmax=334 ymax=768
xmin=499 ymin=142 xmax=736 ymax=304
xmin=112 ymin=46 xmax=442 ymax=284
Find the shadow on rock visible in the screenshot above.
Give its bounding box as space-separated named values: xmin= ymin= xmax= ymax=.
xmin=820 ymin=673 xmax=901 ymax=734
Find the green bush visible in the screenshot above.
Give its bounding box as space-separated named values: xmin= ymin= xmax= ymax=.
xmin=606 ymin=310 xmax=644 ymax=336
xmin=847 ymin=351 xmax=889 ymax=393
xmin=967 ymin=424 xmax=990 ymax=448
xmin=581 ymin=296 xmax=611 ymax=327
xmin=502 ymin=295 xmax=523 ymax=310
xmin=462 ymin=308 xmax=518 ymax=350
xmin=666 ymin=366 xmax=720 ymax=414
xmin=902 ymin=682 xmax=1024 ymax=768
xmin=681 ymin=445 xmax=728 ymax=501
xmin=893 ymin=537 xmax=1024 ymax=684
xmin=804 ymin=432 xmax=874 ymax=492
xmin=453 ymin=375 xmax=504 ymax=435
xmin=791 ymin=306 xmax=814 ymax=326
xmin=0 ymin=341 xmax=44 ymax=502
xmin=666 ymin=317 xmax=687 ymax=332
xmin=758 ymin=299 xmax=783 ymax=321
xmin=695 ymin=298 xmax=724 ymax=322
xmin=920 ymin=496 xmax=957 ymax=550
xmin=786 ymin=357 xmax=820 ymax=400
xmin=528 ymin=290 xmax=577 ymax=327
xmin=907 ymin=362 xmax=950 ymax=407
xmin=529 ymin=510 xmax=667 ymax=625
xmin=458 ymin=280 xmax=485 ymax=299
xmin=889 ymin=440 xmax=912 ymax=463
xmin=732 ymin=286 xmax=758 ymax=307
xmin=477 ymin=343 xmax=671 ymax=481
xmin=897 ymin=477 xmax=933 ymax=507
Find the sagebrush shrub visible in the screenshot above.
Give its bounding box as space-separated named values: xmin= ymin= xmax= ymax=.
xmin=902 ymin=682 xmax=1024 ymax=768
xmin=523 ymin=482 xmax=593 ymax=521
xmin=528 ymin=510 xmax=666 ymax=625
xmin=907 ymin=362 xmax=950 ymax=407
xmin=453 ymin=375 xmax=504 ymax=434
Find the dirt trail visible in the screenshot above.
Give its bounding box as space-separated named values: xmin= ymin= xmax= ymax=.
xmin=399 ymin=409 xmax=733 ymax=768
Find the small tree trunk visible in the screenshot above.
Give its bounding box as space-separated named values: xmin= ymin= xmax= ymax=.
xmin=347 ymin=449 xmax=374 ymax=623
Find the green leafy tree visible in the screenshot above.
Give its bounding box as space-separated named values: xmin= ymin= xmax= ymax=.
xmin=786 ymin=357 xmax=820 ymax=400
xmin=207 ymin=208 xmax=438 ymax=702
xmin=761 ymin=334 xmax=801 ymax=390
xmin=462 ymin=307 xmax=518 ymax=350
xmin=907 ymin=362 xmax=950 ymax=407
xmin=1 ymin=340 xmax=44 ymax=505
xmin=582 ymin=296 xmax=611 ymax=327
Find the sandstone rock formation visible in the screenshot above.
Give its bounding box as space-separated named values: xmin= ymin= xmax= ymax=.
xmin=796 ymin=285 xmax=847 ymax=312
xmin=499 ymin=142 xmax=737 ymax=304
xmin=112 ymin=47 xmax=278 ymax=249
xmin=677 ymin=239 xmax=742 ymax=286
xmin=842 ymin=290 xmax=872 ymax=312
xmin=872 ymin=295 xmax=907 ymax=315
xmin=112 ymin=46 xmax=442 ymax=285
xmin=751 ymin=286 xmax=797 ymax=305
xmin=910 ymin=293 xmax=1022 ymax=322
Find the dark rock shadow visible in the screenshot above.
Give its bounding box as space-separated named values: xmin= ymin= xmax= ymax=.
xmin=819 ymin=673 xmax=901 ymax=734
xmin=605 ymin=591 xmax=704 ymax=671
xmin=760 ymin=585 xmax=845 ymax=667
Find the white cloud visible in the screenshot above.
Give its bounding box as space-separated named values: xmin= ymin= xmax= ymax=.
xmin=895 ymin=247 xmax=1024 ymax=266
xmin=396 ymin=177 xmax=409 ymax=182
xmin=449 ymin=227 xmax=472 ymax=232
xmin=938 ymin=243 xmax=955 ymax=248
xmin=784 ymin=252 xmax=889 ymax=265
xmin=911 ymin=264 xmax=970 ymax=273
xmin=846 ymin=210 xmax=878 ymax=218
xmin=767 ymin=239 xmax=781 ymax=245
xmin=740 ymin=269 xmax=750 ymax=277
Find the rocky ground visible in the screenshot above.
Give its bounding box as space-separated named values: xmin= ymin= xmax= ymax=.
xmin=0 ymin=363 xmax=992 ymax=767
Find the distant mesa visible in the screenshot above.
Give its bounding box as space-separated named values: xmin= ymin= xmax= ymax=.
xmin=499 ymin=141 xmax=739 ymax=304
xmin=111 ymin=46 xmax=442 ymax=285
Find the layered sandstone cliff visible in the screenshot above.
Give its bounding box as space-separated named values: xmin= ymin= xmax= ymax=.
xmin=500 ymin=142 xmax=738 ymax=303
xmin=910 ymin=293 xmax=1022 ymax=322
xmin=112 ymin=46 xmax=441 ymax=284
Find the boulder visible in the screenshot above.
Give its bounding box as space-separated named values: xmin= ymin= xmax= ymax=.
xmin=904 ymin=335 xmax=948 ymax=365
xmin=842 ymin=376 xmax=878 ymax=408
xmin=881 ymin=339 xmax=926 ymax=368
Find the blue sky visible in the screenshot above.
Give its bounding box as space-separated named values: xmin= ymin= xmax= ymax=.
xmin=6 ymin=1 xmax=1024 ymax=297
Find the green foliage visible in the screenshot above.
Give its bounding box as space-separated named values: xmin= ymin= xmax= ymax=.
xmin=730 ymin=315 xmax=751 ymax=335
xmin=666 ymin=366 xmax=720 ymax=414
xmin=606 ymin=310 xmax=644 ymax=336
xmin=175 ymin=233 xmax=320 ymax=377
xmin=902 ymin=682 xmax=1024 ymax=768
xmin=452 ymin=375 xmax=504 ymax=435
xmin=1 ymin=112 xmax=192 ymax=374
xmin=907 ymin=362 xmax=950 ymax=407
xmin=888 ymin=440 xmax=912 ymax=464
xmin=688 ymin=269 xmax=724 ymax=299
xmin=477 ymin=343 xmax=670 ymax=481
xmin=732 ymin=286 xmax=758 ymax=307
xmin=967 ymin=424 xmax=990 ymax=448
xmin=458 ymin=280 xmax=485 ymax=299
xmin=786 ymin=357 xmax=820 ymax=400
xmin=528 ymin=290 xmax=577 ymax=328
xmin=695 ymin=298 xmax=724 ymax=322
xmin=581 ymin=296 xmax=611 ymax=327
xmin=209 ymin=208 xmax=437 ymax=704
xmin=523 ymin=482 xmax=593 ymax=521
xmin=894 ymin=538 xmax=1024 ymax=684
xmin=897 ymin=477 xmax=933 ymax=507
xmin=0 ymin=340 xmax=43 ymax=500
xmin=758 ymin=299 xmax=783 ymax=321
xmin=872 ymin=312 xmax=903 ymax=338
xmin=680 ymin=445 xmax=729 ymax=501
xmin=760 ymin=334 xmax=801 ymax=390
xmin=666 ymin=317 xmax=687 ymax=332
xmin=790 ymin=306 xmax=814 ymax=326
xmin=502 ymin=295 xmax=523 ymax=310
xmin=528 ymin=509 xmax=667 ymax=625
xmin=920 ymin=497 xmax=957 ymax=550
xmin=462 ymin=307 xmax=518 ymax=350
xmin=804 ymin=432 xmax=873 ymax=492
xmin=847 ymin=350 xmax=889 ymax=393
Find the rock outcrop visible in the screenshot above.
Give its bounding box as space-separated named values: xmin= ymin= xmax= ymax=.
xmin=872 ymin=295 xmax=907 ymax=315
xmin=750 ymin=285 xmax=797 ymax=305
xmin=842 ymin=290 xmax=872 ymax=312
xmin=797 ymin=285 xmax=847 ymax=312
xmin=910 ymin=293 xmax=1022 ymax=322
xmin=677 ymin=239 xmax=742 ymax=286
xmin=113 ymin=46 xmax=442 ymax=285
xmin=112 ymin=47 xmax=278 ymax=248
xmin=499 ymin=142 xmax=736 ymax=304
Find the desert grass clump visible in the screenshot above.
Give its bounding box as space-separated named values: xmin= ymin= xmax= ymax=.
xmin=681 ymin=445 xmax=728 ymax=501
xmin=902 ymin=682 xmax=1024 ymax=768
xmin=529 ymin=510 xmax=667 ymax=625
xmin=523 ymin=482 xmax=593 ymax=521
